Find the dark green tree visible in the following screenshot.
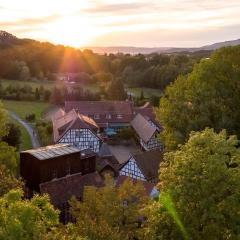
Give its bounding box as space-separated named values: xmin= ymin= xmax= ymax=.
xmin=147 ymin=128 xmax=240 ymax=240
xmin=157 ymin=46 xmax=240 ymax=150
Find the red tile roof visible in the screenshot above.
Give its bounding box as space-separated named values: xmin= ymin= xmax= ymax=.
xmin=40 ymin=172 xmax=104 ymax=206
xmin=65 ymin=101 xmax=133 ymax=127
xmin=52 ymin=109 xmax=99 ymax=142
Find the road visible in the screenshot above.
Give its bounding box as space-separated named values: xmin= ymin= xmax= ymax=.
xmin=9 ymin=111 xmax=40 ymax=149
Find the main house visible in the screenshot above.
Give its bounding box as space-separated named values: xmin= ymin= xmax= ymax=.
xmin=119 ymin=150 xmax=163 ymax=183
xmin=65 ymin=101 xmax=133 ymax=130
xmin=52 ymin=109 xmax=102 ymax=152
xmin=131 ymin=113 xmax=162 ymax=151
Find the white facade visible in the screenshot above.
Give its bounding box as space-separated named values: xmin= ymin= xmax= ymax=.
xmin=120 ymin=157 xmax=146 ymax=181
xmin=58 ymin=128 xmax=100 ymax=153
xmin=140 ymin=135 xmax=162 ymax=151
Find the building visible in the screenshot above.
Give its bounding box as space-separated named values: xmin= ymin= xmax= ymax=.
xmin=134 ymin=102 xmax=161 ymax=129
xmin=20 ymin=144 xmax=96 ymax=192
xmin=65 ymin=101 xmax=133 ymax=130
xmin=52 ymin=109 xmax=102 ymax=152
xmin=131 ymin=113 xmax=162 ymax=151
xmin=96 ymin=143 xmax=121 ymax=177
xmin=40 ymin=172 xmax=104 ymax=223
xmin=119 ymin=150 xmax=163 ymax=183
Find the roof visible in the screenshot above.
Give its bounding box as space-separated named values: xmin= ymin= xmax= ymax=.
xmin=131 ymin=113 xmax=158 ymax=143
xmin=21 ymin=144 xmax=80 ymax=160
xmin=98 ymin=143 xmax=113 ymax=158
xmin=65 ymin=101 xmax=133 ymax=127
xmin=134 ymin=102 xmax=161 ymax=129
xmin=40 ymin=172 xmax=104 ymax=206
xmin=116 ymin=175 xmax=156 ymax=196
xmin=121 ymin=150 xmax=163 ymax=181
xmin=52 ymin=109 xmax=99 ymax=142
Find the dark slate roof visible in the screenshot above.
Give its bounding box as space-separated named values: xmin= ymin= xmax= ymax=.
xmin=131 ymin=113 xmax=158 ymax=143
xmin=98 ymin=143 xmax=113 ymax=158
xmin=22 ymin=144 xmax=80 ymax=160
xmin=65 ymin=101 xmax=133 ymax=127
xmin=121 ymin=150 xmax=163 ymax=181
xmin=134 ymin=102 xmax=161 ymax=129
xmin=40 ymin=172 xmax=103 ymax=206
xmin=52 ymin=109 xmax=99 ymax=142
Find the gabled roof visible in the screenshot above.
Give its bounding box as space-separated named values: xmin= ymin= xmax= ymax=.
xmin=21 ymin=144 xmax=80 ymax=160
xmin=131 ymin=113 xmax=158 ymax=143
xmin=52 ymin=109 xmax=99 ymax=142
xmin=134 ymin=102 xmax=161 ymax=129
xmin=65 ymin=101 xmax=133 ymax=127
xmin=120 ymin=150 xmax=163 ymax=181
xmin=40 ymin=172 xmax=103 ymax=206
xmin=98 ymin=143 xmax=113 ymax=158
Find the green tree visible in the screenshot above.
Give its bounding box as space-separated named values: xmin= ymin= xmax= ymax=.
xmin=147 ymin=128 xmax=240 ymax=240
xmin=0 ymin=102 xmax=8 ymax=139
xmin=70 ymin=175 xmax=149 ymax=240
xmin=158 ymin=46 xmax=240 ymax=150
xmin=2 ymin=123 xmax=21 ymax=148
xmin=0 ymin=165 xmax=22 ymax=197
xmin=0 ymin=189 xmax=59 ymax=240
xmin=35 ymin=87 xmax=40 ymax=100
xmin=107 ymin=78 xmax=126 ymax=100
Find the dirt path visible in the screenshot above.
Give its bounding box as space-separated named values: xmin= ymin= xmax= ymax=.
xmin=9 ymin=111 xmax=40 ymax=149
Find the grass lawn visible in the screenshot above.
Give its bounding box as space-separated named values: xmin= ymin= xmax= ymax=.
xmin=8 ymin=117 xmax=32 ymax=151
xmin=0 ymin=79 xmax=54 ymax=90
xmin=126 ymin=87 xmax=163 ymax=98
xmin=0 ymin=78 xmax=99 ymax=92
xmin=3 ymin=100 xmax=51 ymax=120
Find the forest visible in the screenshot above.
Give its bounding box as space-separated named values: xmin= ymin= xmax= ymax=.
xmin=0 ymin=32 xmax=210 ymax=91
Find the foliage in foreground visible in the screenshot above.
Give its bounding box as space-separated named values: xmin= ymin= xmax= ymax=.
xmin=158 ymin=46 xmax=240 ymax=150
xmin=70 ymin=176 xmax=149 ymax=240
xmin=147 ymin=128 xmax=240 ymax=240
xmin=0 ymin=189 xmax=59 ymax=240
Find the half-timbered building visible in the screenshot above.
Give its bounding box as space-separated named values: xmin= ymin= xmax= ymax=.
xmin=131 ymin=113 xmax=162 ymax=151
xmin=52 ymin=109 xmax=102 ymax=152
xmin=119 ymin=150 xmax=163 ymax=183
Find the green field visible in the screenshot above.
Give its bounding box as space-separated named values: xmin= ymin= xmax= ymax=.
xmin=0 ymin=79 xmax=99 ymax=92
xmin=3 ymin=100 xmax=51 ymax=120
xmin=0 ymin=79 xmax=54 ymax=90
xmin=126 ymin=87 xmax=162 ymax=98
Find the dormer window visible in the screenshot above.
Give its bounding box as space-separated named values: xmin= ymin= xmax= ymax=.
xmin=94 ymin=114 xmax=100 ymax=119
xmin=106 ymin=113 xmax=111 ymax=119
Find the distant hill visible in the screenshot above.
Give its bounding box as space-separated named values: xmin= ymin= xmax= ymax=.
xmin=0 ymin=30 xmax=239 ymax=54
xmin=0 ymin=31 xmax=19 ymax=44
xmin=83 ymin=39 xmax=240 ymax=54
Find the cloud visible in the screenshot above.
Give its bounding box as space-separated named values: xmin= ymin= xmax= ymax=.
xmin=0 ymin=14 xmax=61 ymax=28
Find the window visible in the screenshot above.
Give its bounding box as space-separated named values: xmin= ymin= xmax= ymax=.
xmin=117 ymin=114 xmax=123 ymax=119
xmin=106 ymin=113 xmax=111 ymax=119
xmin=94 ymin=114 xmax=100 ymax=119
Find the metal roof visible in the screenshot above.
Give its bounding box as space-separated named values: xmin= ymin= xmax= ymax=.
xmin=22 ymin=144 xmax=80 ymax=160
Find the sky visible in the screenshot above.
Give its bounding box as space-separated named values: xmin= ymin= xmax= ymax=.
xmin=0 ymin=0 xmax=239 ymax=48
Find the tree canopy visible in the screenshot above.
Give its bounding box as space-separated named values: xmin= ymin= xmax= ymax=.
xmin=147 ymin=128 xmax=240 ymax=240
xmin=70 ymin=175 xmax=149 ymax=240
xmin=157 ymin=46 xmax=240 ymax=150
xmin=0 ymin=189 xmax=59 ymax=240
